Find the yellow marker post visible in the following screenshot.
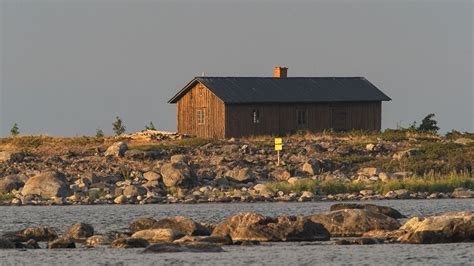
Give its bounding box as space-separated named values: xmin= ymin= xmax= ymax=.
xmin=275 ymin=138 xmax=283 ymax=166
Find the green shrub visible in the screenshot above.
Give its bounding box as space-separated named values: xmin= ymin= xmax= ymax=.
xmin=382 ymin=129 xmax=410 ymax=142
xmin=0 ymin=193 xmax=15 ymax=201
xmin=318 ymin=180 xmax=365 ymax=194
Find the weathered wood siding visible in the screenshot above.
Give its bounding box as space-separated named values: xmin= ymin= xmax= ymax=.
xmin=176 ymin=82 xmax=225 ymax=138
xmin=225 ymin=102 xmax=381 ymax=138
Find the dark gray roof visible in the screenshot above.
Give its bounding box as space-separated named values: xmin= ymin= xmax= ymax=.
xmin=168 ymin=77 xmax=391 ymax=104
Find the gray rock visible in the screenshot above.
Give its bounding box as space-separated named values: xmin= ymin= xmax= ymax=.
xmin=63 ymin=223 xmax=94 ymax=242
xmin=226 ymin=167 xmax=255 ymax=183
xmin=452 ymin=187 xmax=474 ymax=198
xmin=111 ymin=237 xmax=149 ymax=248
xmin=0 ymin=175 xmax=25 ymax=194
xmin=0 ymin=238 xmax=15 ymax=249
xmin=21 ymin=171 xmax=72 ymax=199
xmin=161 ymin=162 xmax=195 ymax=188
xmin=104 ymin=142 xmax=128 ymax=157
xmin=48 ymin=237 xmax=76 ymax=249
xmin=142 ymin=242 xmax=224 ymax=253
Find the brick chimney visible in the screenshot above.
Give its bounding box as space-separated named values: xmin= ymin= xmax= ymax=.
xmin=274 ymin=66 xmax=288 ymax=78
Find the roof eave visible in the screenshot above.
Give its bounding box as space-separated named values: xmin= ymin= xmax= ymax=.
xmin=168 ymin=78 xmax=200 ymax=104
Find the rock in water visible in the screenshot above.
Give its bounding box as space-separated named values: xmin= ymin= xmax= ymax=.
xmin=212 ymin=213 xmax=330 ymax=242
xmin=142 ymin=242 xmax=224 ymax=253
xmin=0 ymin=238 xmax=15 ymax=249
xmin=129 ymin=217 xmax=159 ymax=234
xmin=330 ymin=203 xmax=406 ymax=219
xmin=173 ymin=235 xmax=232 ymax=245
xmin=334 ymin=237 xmax=384 ymax=245
xmin=63 ymin=223 xmax=94 ymax=242
xmin=111 ymin=237 xmax=149 ymax=248
xmin=48 ymin=237 xmax=76 ymax=249
xmin=307 ymin=209 xmax=401 ymax=237
xmin=131 ymin=229 xmax=185 ymax=243
xmin=21 ymin=171 xmax=72 ymax=199
xmin=104 ymin=142 xmax=128 ymax=157
xmin=161 ymin=162 xmax=196 ymax=187
xmin=451 ymin=188 xmax=474 ymax=199
xmin=85 ymin=235 xmax=113 ymax=246
xmin=152 ymin=216 xmax=210 ymax=236
xmin=3 ymin=226 xmax=58 ymax=242
xmin=398 ymin=211 xmax=474 ymax=244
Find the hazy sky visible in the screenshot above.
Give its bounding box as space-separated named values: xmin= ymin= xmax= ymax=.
xmin=1 ymin=0 xmax=473 ymax=136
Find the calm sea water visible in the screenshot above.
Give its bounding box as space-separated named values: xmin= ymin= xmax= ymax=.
xmin=0 ymin=199 xmax=473 ymax=265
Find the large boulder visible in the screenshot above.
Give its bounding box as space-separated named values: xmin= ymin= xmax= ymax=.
xmin=104 ymin=142 xmax=128 ymax=157
xmin=85 ymin=235 xmax=113 ymax=246
xmin=21 ymin=171 xmax=72 ymax=199
xmin=0 ymin=175 xmax=25 ymax=194
xmin=226 ymin=167 xmax=256 ymax=183
xmin=212 ymin=213 xmax=330 ymax=242
xmin=307 ymin=209 xmax=401 ymax=237
xmin=63 ymin=223 xmax=94 ymax=242
xmin=152 ymin=216 xmax=210 ymax=236
xmin=111 ymin=237 xmax=149 ymax=248
xmin=123 ymin=185 xmax=147 ymax=198
xmin=301 ymin=159 xmax=320 ymax=176
xmin=0 ymin=151 xmax=24 ymax=163
xmin=3 ymin=226 xmax=58 ymax=242
xmin=398 ymin=211 xmax=474 ymax=244
xmin=161 ymin=162 xmax=196 ymax=187
xmin=131 ymin=229 xmax=185 ymax=243
xmin=330 ymin=203 xmax=406 ymax=219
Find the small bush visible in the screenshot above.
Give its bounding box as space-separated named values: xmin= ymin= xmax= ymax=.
xmin=113 ymin=116 xmax=126 ymax=136
xmin=0 ymin=193 xmax=15 ymax=201
xmin=88 ymin=190 xmax=107 ymax=200
xmin=96 ymin=128 xmax=105 ymax=138
xmin=10 ymin=123 xmax=20 ymax=136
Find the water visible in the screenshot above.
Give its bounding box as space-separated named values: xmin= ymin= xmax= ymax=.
xmin=0 ymin=199 xmax=473 ymax=265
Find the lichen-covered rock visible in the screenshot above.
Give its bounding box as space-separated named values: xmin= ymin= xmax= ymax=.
xmin=307 ymin=209 xmax=401 ymax=237
xmin=161 ymin=162 xmax=195 ymax=187
xmin=21 ymin=171 xmax=72 ymax=199
xmin=330 ymin=203 xmax=406 ymax=219
xmin=398 ymin=211 xmax=474 ymax=244
xmin=226 ymin=167 xmax=255 ymax=183
xmin=0 ymin=175 xmax=25 ymax=194
xmin=173 ymin=235 xmax=232 ymax=245
xmin=63 ymin=223 xmax=94 ymax=242
xmin=143 ymin=171 xmax=161 ymax=181
xmin=111 ymin=237 xmax=149 ymax=248
xmin=451 ymin=188 xmax=474 ymax=199
xmin=131 ymin=229 xmax=185 ymax=243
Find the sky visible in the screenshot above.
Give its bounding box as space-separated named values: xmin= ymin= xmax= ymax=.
xmin=1 ymin=0 xmax=473 ymax=136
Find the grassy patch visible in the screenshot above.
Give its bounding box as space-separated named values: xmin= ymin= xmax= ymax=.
xmin=88 ymin=190 xmax=107 ymax=200
xmin=0 ymin=193 xmax=15 ymax=201
xmin=266 ymin=179 xmax=319 ymax=194
xmin=129 ymin=137 xmax=215 ymax=151
xmin=318 ymin=180 xmax=365 ymax=194
xmin=374 ymin=173 xmax=474 ymax=194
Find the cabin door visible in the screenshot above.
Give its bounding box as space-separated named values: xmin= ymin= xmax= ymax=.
xmin=196 ymin=107 xmax=206 ymax=137
xmin=331 ymin=105 xmax=348 ymax=131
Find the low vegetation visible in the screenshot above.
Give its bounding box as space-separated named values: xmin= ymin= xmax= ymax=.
xmin=265 ymin=172 xmax=473 ymax=195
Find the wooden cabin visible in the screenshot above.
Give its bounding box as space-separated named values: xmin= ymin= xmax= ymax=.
xmin=168 ymin=67 xmax=391 ymax=138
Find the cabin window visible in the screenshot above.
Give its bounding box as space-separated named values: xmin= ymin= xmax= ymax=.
xmin=297 ymin=109 xmax=307 ymax=126
xmin=197 ymin=109 xmax=205 ymax=125
xmin=252 ymin=109 xmax=260 ymax=124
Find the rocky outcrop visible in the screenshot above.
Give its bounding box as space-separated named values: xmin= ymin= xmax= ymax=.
xmin=21 ymin=171 xmax=72 ymax=199
xmin=307 ymin=209 xmax=401 ymax=237
xmin=398 ymin=211 xmax=474 ymax=244
xmin=329 ymin=203 xmax=406 ymax=219
xmin=63 ymin=223 xmax=94 ymax=242
xmin=111 ymin=237 xmax=149 ymax=248
xmin=335 ymin=237 xmax=384 ymax=245
xmin=131 ymin=229 xmax=185 ymax=243
xmin=161 ymin=162 xmax=195 ymax=187
xmin=212 ymin=212 xmax=330 ymax=242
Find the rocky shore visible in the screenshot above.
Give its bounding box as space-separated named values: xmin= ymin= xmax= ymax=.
xmin=0 ymin=203 xmax=472 ymax=252
xmin=0 ymin=131 xmax=473 ymax=206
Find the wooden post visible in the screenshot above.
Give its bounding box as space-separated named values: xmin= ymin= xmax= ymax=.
xmin=275 ymin=137 xmax=282 ymax=166
xmin=277 ymin=150 xmax=280 ymax=166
